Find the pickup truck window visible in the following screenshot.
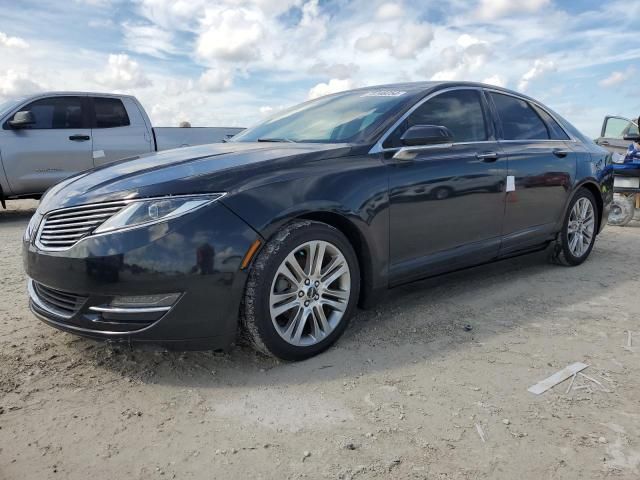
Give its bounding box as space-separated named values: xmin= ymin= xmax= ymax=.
xmin=17 ymin=96 xmax=86 ymax=129
xmin=93 ymin=97 xmax=130 ymax=128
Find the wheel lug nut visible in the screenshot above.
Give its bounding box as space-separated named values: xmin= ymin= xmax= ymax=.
xmin=314 ymin=281 xmax=320 ymax=287
xmin=304 ymin=300 xmax=310 ymax=307
xmin=298 ymin=291 xmax=304 ymax=297
xmin=305 ymin=279 xmax=310 ymax=285
xmin=314 ymin=295 xmax=319 ymax=300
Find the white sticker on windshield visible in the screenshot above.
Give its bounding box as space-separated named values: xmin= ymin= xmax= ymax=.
xmin=361 ymin=90 xmax=407 ymax=97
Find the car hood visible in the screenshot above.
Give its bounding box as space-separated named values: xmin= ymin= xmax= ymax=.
xmin=38 ymin=142 xmax=353 ymax=211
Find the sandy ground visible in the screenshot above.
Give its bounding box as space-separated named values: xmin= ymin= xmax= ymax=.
xmin=1 ymin=199 xmax=639 ymax=480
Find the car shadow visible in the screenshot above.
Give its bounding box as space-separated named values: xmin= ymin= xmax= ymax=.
xmin=65 ymin=237 xmax=630 ymax=390
xmin=0 ymin=207 xmax=36 ymax=224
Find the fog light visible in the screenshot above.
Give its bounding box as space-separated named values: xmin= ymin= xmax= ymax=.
xmin=110 ymin=293 xmax=180 ymax=309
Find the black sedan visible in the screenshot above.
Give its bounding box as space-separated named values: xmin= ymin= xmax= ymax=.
xmin=23 ymin=82 xmax=613 ymax=360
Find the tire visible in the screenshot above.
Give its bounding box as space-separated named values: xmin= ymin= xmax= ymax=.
xmin=550 ymin=188 xmax=598 ymax=266
xmin=241 ymin=220 xmax=360 ymax=361
xmin=608 ymin=193 xmax=635 ymax=227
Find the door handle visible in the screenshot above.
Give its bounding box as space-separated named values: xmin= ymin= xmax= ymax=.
xmin=598 ymin=141 xmax=610 ymax=146
xmin=476 ymin=151 xmax=499 ymax=162
xmin=69 ymin=134 xmax=90 ymax=141
xmin=552 ymin=148 xmax=570 ymax=158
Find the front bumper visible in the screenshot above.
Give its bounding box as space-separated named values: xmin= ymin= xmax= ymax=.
xmin=23 ymin=202 xmax=261 ymax=349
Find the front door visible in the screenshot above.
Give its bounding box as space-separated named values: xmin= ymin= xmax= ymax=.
xmin=487 ymin=91 xmax=577 ymax=254
xmin=385 ymin=89 xmax=507 ymax=284
xmin=0 ymin=96 xmax=92 ymax=195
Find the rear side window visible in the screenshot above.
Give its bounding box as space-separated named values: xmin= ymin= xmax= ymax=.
xmin=490 ymin=92 xmax=549 ymax=140
xmin=93 ymin=97 xmax=130 ymax=128
xmin=16 ymin=96 xmax=85 ymax=129
xmin=385 ymin=89 xmax=488 ymax=147
xmin=533 ymin=105 xmax=570 ymax=140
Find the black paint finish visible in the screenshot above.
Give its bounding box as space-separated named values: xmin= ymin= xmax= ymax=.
xmin=23 ymin=81 xmax=613 ymax=349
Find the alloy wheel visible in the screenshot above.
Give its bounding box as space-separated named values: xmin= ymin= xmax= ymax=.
xmin=269 ymin=240 xmax=351 ymax=347
xmin=567 ymin=197 xmax=595 ymax=258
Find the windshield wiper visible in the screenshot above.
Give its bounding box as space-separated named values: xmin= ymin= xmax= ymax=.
xmin=257 ymin=137 xmax=295 ymax=143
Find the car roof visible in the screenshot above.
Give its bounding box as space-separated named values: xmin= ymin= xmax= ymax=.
xmin=19 ymin=91 xmax=137 ymax=100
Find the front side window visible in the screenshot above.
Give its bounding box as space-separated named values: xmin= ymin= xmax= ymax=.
xmin=16 ymin=96 xmax=85 ymax=129
xmin=384 ymin=90 xmax=488 ymax=147
xmin=93 ymin=97 xmax=130 ymax=128
xmin=490 ymin=92 xmax=549 ymax=140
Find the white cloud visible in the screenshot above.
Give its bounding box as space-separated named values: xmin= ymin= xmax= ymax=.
xmin=482 ymin=74 xmax=505 ymax=87
xmin=392 ymin=22 xmax=433 ymax=59
xmin=122 ymin=23 xmax=178 ymax=58
xmin=477 ymin=0 xmax=551 ymax=20
xmin=376 ymin=3 xmax=404 ymax=20
xmin=0 ymin=69 xmax=44 ymax=98
xmin=599 ymin=67 xmax=634 ymax=87
xmin=94 ymin=54 xmax=152 ymax=89
xmin=196 ymin=7 xmax=264 ymax=62
xmin=354 ymin=22 xmax=433 ymax=59
xmin=354 ymin=32 xmax=393 ymax=52
xmin=429 ymin=34 xmax=491 ymax=80
xmin=308 ymin=62 xmax=359 ymax=80
xmin=0 ymin=32 xmax=29 ymax=49
xmin=307 ymin=78 xmax=354 ymax=100
xmin=198 ymin=68 xmax=233 ymax=92
xmin=518 ymin=58 xmax=556 ymax=91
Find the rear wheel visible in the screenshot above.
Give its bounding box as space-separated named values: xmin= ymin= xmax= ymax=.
xmin=608 ymin=193 xmax=635 ymax=227
xmin=550 ymin=189 xmax=598 ymax=266
xmin=241 ymin=220 xmax=360 ymax=360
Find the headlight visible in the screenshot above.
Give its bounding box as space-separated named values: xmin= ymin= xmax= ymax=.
xmin=93 ymin=194 xmax=225 ymax=234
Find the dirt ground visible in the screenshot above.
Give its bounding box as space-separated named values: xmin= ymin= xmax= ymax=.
xmin=1 ymin=199 xmax=639 ymax=480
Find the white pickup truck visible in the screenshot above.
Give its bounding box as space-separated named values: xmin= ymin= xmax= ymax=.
xmin=0 ymin=92 xmax=243 ymax=207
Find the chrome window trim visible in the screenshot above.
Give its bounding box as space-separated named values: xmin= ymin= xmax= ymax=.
xmin=369 ymin=86 xmax=577 ymax=155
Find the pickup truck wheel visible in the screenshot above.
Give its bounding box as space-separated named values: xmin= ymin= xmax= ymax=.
xmin=608 ymin=193 xmax=635 ymax=226
xmin=550 ymin=189 xmax=597 ymax=266
xmin=241 ymin=220 xmax=360 ymax=361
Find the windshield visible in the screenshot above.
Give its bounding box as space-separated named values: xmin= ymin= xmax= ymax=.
xmin=232 ymin=89 xmax=417 ymax=144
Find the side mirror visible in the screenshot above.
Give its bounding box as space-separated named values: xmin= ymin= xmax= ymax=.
xmin=9 ymin=110 xmax=35 ymax=129
xmin=623 ymin=133 xmax=640 ymax=142
xmin=400 ymin=125 xmax=454 ymax=147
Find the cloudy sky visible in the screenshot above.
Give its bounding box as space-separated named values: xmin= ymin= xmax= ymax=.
xmin=1 ymin=0 xmax=638 ymax=136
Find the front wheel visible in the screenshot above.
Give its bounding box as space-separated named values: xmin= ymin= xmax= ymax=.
xmin=241 ymin=220 xmax=360 ymax=360
xmin=550 ymin=189 xmax=598 ymax=266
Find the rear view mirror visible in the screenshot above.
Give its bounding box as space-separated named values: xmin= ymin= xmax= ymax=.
xmin=400 ymin=125 xmax=454 ymax=146
xmin=623 ymin=133 xmax=640 ymax=142
xmin=9 ymin=110 xmax=35 ymax=128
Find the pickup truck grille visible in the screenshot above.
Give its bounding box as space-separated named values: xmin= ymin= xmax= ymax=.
xmin=37 ymin=201 xmax=128 ymax=250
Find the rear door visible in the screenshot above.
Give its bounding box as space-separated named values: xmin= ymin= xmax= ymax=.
xmin=0 ymin=95 xmax=92 ymax=195
xmin=487 ymin=91 xmax=577 ymax=254
xmin=90 ymin=96 xmax=153 ymax=167
xmin=595 ymin=116 xmax=638 ymax=155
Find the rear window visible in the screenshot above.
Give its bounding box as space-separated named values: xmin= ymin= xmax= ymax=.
xmin=533 ymin=105 xmax=570 ymax=140
xmin=490 ymin=92 xmax=549 ymax=140
xmin=93 ymin=97 xmax=130 ymax=128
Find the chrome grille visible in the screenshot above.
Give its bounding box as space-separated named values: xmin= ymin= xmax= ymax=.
xmin=37 ymin=201 xmax=128 ymax=250
xmin=32 ymin=281 xmax=87 ymax=317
